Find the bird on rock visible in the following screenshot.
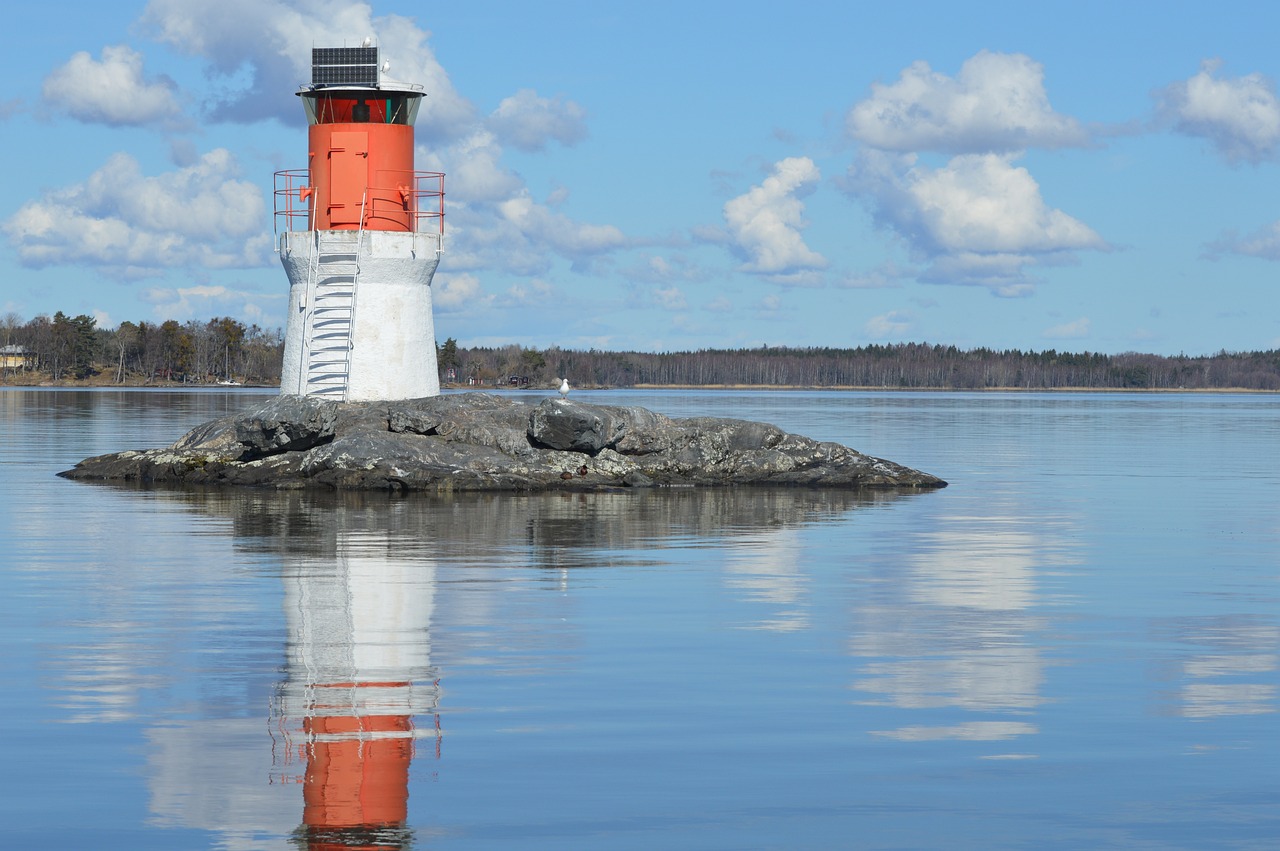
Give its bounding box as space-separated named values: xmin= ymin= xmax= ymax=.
xmin=558 ymin=378 xmax=571 ymax=399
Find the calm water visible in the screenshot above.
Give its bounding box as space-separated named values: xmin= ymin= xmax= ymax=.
xmin=1 ymin=388 xmax=1277 ymax=849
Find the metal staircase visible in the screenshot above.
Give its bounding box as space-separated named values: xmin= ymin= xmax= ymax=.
xmin=301 ymin=227 xmax=362 ymax=399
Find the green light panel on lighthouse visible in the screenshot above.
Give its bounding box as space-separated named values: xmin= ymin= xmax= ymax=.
xmin=312 ymin=47 xmax=379 ymax=86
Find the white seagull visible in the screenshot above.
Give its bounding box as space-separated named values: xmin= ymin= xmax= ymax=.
xmin=558 ymin=378 xmax=571 ymax=399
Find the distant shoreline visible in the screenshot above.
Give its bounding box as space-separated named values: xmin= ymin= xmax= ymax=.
xmin=628 ymin=384 xmax=1278 ymax=393
xmin=3 ymin=377 xmax=1275 ymax=394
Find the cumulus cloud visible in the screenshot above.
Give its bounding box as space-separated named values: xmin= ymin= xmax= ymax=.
xmin=487 ymin=89 xmax=588 ymax=152
xmin=140 ymin=283 xmax=279 ymax=321
xmin=653 ymin=285 xmax=687 ymax=310
xmin=921 ymin=253 xmax=1036 ymax=297
xmin=1043 ymin=317 xmax=1091 ymax=339
xmin=43 ymin=45 xmax=181 ymax=126
xmin=624 ymin=254 xmax=711 ymax=285
xmin=1156 ymin=60 xmax=1280 ymax=164
xmin=432 ymin=273 xmax=492 ymax=312
xmin=755 ymin=294 xmax=783 ymax=314
xmin=410 ymin=128 xmax=628 ymax=277
xmin=847 ymin=51 xmax=1089 ymax=154
xmin=135 ymin=1 xmax=633 ymax=286
xmin=1207 ymin=219 xmax=1280 ymax=260
xmin=4 ymin=149 xmax=270 ymax=276
xmin=498 ymin=278 xmax=554 ymax=307
xmin=722 ymin=157 xmax=827 ymax=279
xmin=498 ymin=191 xmax=628 ymax=265
xmin=436 ymin=208 xmax=553 ymax=277
xmin=865 ymin=310 xmax=914 ymax=338
xmin=842 ymin=150 xmax=1106 ymax=295
xmin=836 ymin=261 xmax=906 ymax=289
xmin=140 ymin=0 xmax=475 ymax=136
xmin=422 ymin=130 xmax=523 ymax=204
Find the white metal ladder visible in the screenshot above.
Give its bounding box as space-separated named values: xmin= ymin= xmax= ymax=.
xmin=300 ymin=197 xmax=366 ymax=399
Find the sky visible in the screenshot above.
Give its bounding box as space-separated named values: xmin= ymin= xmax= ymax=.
xmin=2 ymin=1 xmax=1278 ymax=356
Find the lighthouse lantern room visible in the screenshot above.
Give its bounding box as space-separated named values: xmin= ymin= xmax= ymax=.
xmin=275 ymin=45 xmax=445 ymax=401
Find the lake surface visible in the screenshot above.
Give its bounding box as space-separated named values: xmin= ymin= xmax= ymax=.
xmin=1 ymin=388 xmax=1277 ymax=849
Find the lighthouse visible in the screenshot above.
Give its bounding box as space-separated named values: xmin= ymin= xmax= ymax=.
xmin=278 ymin=538 xmax=440 ymax=847
xmin=275 ymin=45 xmax=445 ymax=401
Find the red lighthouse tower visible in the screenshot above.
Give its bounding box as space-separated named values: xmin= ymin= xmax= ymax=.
xmin=276 ymin=45 xmax=445 ymax=401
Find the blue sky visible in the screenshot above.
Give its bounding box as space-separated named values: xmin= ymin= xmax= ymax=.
xmin=2 ymin=1 xmax=1278 ymax=356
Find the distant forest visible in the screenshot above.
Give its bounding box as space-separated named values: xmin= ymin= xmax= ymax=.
xmin=444 ymin=340 xmax=1280 ymax=391
xmin=3 ymin=312 xmax=1279 ymax=390
xmin=1 ymin=312 xmax=284 ymax=384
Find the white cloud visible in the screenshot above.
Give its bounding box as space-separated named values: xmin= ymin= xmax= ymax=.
xmin=1157 ymin=60 xmax=1280 ymax=164
xmin=836 ymin=262 xmax=906 ymax=289
xmin=898 ymin=153 xmax=1102 ymax=253
xmin=421 ymin=130 xmax=523 ymax=204
xmin=847 ymin=51 xmax=1088 ymax=154
xmin=140 ymin=0 xmax=475 ymax=136
xmin=499 ymin=279 xmax=554 ymax=307
xmin=433 ymin=273 xmax=492 ymax=312
xmin=498 ymin=191 xmax=628 ymax=259
xmin=843 ymin=150 xmax=1106 ymax=294
xmin=4 ymin=149 xmax=270 ymax=275
xmin=625 ymin=254 xmax=711 ymax=285
xmin=437 ymin=208 xmax=553 ymax=277
xmin=136 ymin=1 xmax=634 ymax=290
xmin=415 ymin=131 xmax=630 ymax=276
xmin=690 ymin=223 xmax=731 ymax=245
xmin=654 ymin=286 xmax=687 ymax=310
xmin=755 ymin=294 xmax=783 ymax=313
xmin=1043 ymin=317 xmax=1091 ymax=339
xmin=140 ymin=284 xmax=279 ymax=322
xmin=921 ymin=253 xmax=1037 ymax=298
xmin=865 ymin=310 xmax=914 ymax=338
xmin=703 ymin=296 xmax=734 ymax=313
xmin=487 ymin=89 xmax=588 ymax=152
xmin=1209 ymin=220 xmax=1280 ymax=260
xmin=769 ymin=270 xmax=826 ymax=289
xmin=43 ymin=45 xmax=181 ymax=126
xmin=723 ymin=157 xmax=827 ymax=279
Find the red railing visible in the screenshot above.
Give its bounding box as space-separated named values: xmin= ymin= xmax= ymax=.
xmin=273 ymin=169 xmax=311 ymax=233
xmin=273 ymin=169 xmax=445 ymax=236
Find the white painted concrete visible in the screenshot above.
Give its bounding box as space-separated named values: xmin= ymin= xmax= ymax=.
xmin=279 ymin=229 xmax=442 ymax=401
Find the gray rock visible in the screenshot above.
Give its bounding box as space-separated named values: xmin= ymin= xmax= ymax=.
xmin=173 ymin=395 xmax=338 ymax=461
xmin=59 ymin=392 xmax=947 ymax=492
xmin=528 ymin=398 xmax=621 ymax=454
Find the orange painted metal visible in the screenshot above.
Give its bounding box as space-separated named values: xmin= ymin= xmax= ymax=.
xmin=308 ymin=123 xmax=415 ymax=231
xmin=274 ymin=166 xmax=443 ymax=236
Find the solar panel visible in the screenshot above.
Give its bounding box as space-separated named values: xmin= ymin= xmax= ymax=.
xmin=312 ymin=47 xmax=379 ymax=86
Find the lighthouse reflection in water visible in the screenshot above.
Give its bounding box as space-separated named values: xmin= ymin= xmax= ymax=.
xmin=275 ymin=522 xmax=440 ymax=849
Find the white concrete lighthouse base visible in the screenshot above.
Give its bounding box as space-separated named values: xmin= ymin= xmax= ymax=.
xmin=278 ymin=230 xmax=442 ymax=401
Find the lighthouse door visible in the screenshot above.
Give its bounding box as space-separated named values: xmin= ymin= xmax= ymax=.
xmin=328 ymin=131 xmax=369 ymax=228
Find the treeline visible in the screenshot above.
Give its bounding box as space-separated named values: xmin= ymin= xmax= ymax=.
xmin=5 ymin=311 xmax=1278 ymax=390
xmin=1 ymin=311 xmax=284 ymax=384
xmin=443 ymin=341 xmax=1280 ymax=391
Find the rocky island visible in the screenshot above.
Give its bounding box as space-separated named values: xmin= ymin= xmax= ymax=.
xmin=58 ymin=393 xmax=946 ymax=492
